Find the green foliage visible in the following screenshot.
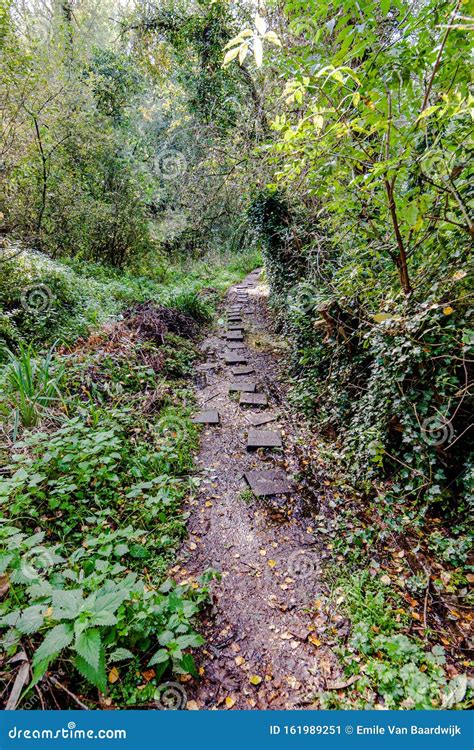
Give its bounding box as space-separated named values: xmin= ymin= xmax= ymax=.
xmin=2 ymin=342 xmax=64 ymax=432
xmin=320 ymin=572 xmax=470 ymax=710
xmin=243 ymin=0 xmax=473 ymax=517
xmin=0 ymin=522 xmax=212 ymax=696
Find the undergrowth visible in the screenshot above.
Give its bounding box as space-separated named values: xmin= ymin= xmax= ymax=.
xmin=0 ymin=247 xmax=259 ymax=708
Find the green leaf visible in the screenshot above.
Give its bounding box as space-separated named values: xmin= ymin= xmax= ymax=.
xmin=109 ymin=648 xmax=134 ymax=663
xmin=91 ymin=586 xmax=130 ymax=614
xmin=158 ymin=630 xmax=175 ymax=646
xmin=52 ymin=589 xmax=84 ymax=619
xmin=75 ymin=628 xmax=102 ymax=671
xmin=75 ymin=650 xmax=107 ymax=692
xmin=33 ymin=623 xmax=74 ymax=666
xmin=148 ymin=649 xmax=169 ymax=666
xmin=16 ymin=605 xmax=44 ymax=635
xmin=179 ymin=653 xmax=199 ymax=678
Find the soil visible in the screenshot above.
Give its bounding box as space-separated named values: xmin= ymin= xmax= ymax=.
xmin=178 ymin=271 xmax=341 ymax=710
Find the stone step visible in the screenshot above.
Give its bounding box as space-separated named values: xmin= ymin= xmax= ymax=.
xmin=246 ymin=429 xmax=282 ymax=450
xmin=225 ymin=352 xmax=247 ymax=364
xmin=226 ymin=331 xmax=244 ymax=341
xmin=227 ymin=341 xmax=246 ymax=349
xmin=244 ymin=469 xmax=292 ymax=497
xmin=232 ymin=366 xmax=255 ymax=376
xmin=248 ymin=412 xmax=279 ymax=427
xmin=192 ymin=410 xmax=220 ymax=425
xmin=239 ymin=392 xmax=268 ymax=407
xmin=229 ymin=381 xmax=256 ymax=393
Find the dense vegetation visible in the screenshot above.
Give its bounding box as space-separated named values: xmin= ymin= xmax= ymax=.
xmin=0 ymin=0 xmax=472 ymax=710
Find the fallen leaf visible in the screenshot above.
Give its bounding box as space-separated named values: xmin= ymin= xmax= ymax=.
xmin=225 ymin=696 xmax=236 ymax=708
xmin=187 ymin=700 xmax=199 ymax=710
xmin=108 ymin=668 xmax=119 ymax=684
xmin=249 ymin=675 xmax=262 ymax=686
xmin=268 ymin=559 xmax=277 ymax=568
xmin=235 ymin=655 xmax=245 ymax=667
xmin=142 ymin=669 xmax=155 ymax=682
xmin=443 ymin=306 xmax=454 ymax=315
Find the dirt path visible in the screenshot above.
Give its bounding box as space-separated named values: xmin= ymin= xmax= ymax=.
xmin=179 ymin=271 xmax=341 ymax=710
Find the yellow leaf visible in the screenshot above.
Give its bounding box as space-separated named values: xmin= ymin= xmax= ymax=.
xmin=249 ymin=674 xmax=262 ymax=685
xmin=267 ymin=559 xmax=277 ymax=568
xmin=223 ymin=47 xmax=241 ymax=66
xmin=225 ymin=696 xmax=236 ymax=708
xmin=253 ymin=35 xmax=263 ymax=68
xmin=373 ymin=313 xmax=392 ymax=323
xmin=108 ymin=667 xmax=119 ymax=684
xmin=264 ymin=31 xmax=282 ymax=47
xmin=254 ymin=13 xmax=267 ymax=35
xmin=443 ymin=306 xmax=454 ymax=315
xmin=235 ymin=655 xmax=245 ymax=666
xmin=239 ymin=43 xmax=249 ymax=65
xmin=309 ymin=634 xmax=322 ymax=647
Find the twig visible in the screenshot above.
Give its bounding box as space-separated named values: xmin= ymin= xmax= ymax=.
xmin=48 ymin=676 xmax=90 ymax=710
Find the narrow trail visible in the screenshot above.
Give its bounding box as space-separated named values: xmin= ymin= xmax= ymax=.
xmin=178 ymin=271 xmax=341 ymax=710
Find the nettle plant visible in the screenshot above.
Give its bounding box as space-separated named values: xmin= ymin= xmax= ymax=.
xmin=0 ymin=525 xmax=210 ymax=698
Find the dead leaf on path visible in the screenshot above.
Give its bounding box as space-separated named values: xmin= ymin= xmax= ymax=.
xmin=225 ymin=696 xmax=236 ymax=708
xmin=268 ymin=559 xmax=277 ymax=568
xmin=309 ymin=635 xmax=322 ymax=647
xmin=249 ymin=675 xmax=262 ymax=686
xmin=187 ymin=700 xmax=199 ymax=710
xmin=235 ymin=655 xmax=245 ymax=667
xmin=108 ymin=668 xmax=119 ymax=684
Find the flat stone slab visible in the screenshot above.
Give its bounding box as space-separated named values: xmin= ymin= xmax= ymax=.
xmin=228 ymin=316 xmax=243 ymax=323
xmin=246 ymin=429 xmax=282 ymax=450
xmin=229 ymin=381 xmax=256 ymax=393
xmin=225 ymin=352 xmax=247 ymax=364
xmin=227 ymin=324 xmax=244 ymax=331
xmin=232 ymin=366 xmax=255 ymax=376
xmin=226 ymin=331 xmax=244 ymax=341
xmin=227 ymin=341 xmax=246 ymax=349
xmin=192 ymin=410 xmax=219 ymax=424
xmin=240 ymin=392 xmax=268 ymax=407
xmin=248 ymin=412 xmax=279 ymax=426
xmin=244 ymin=469 xmax=292 ymax=497
xmin=197 ymin=362 xmax=219 ymax=371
